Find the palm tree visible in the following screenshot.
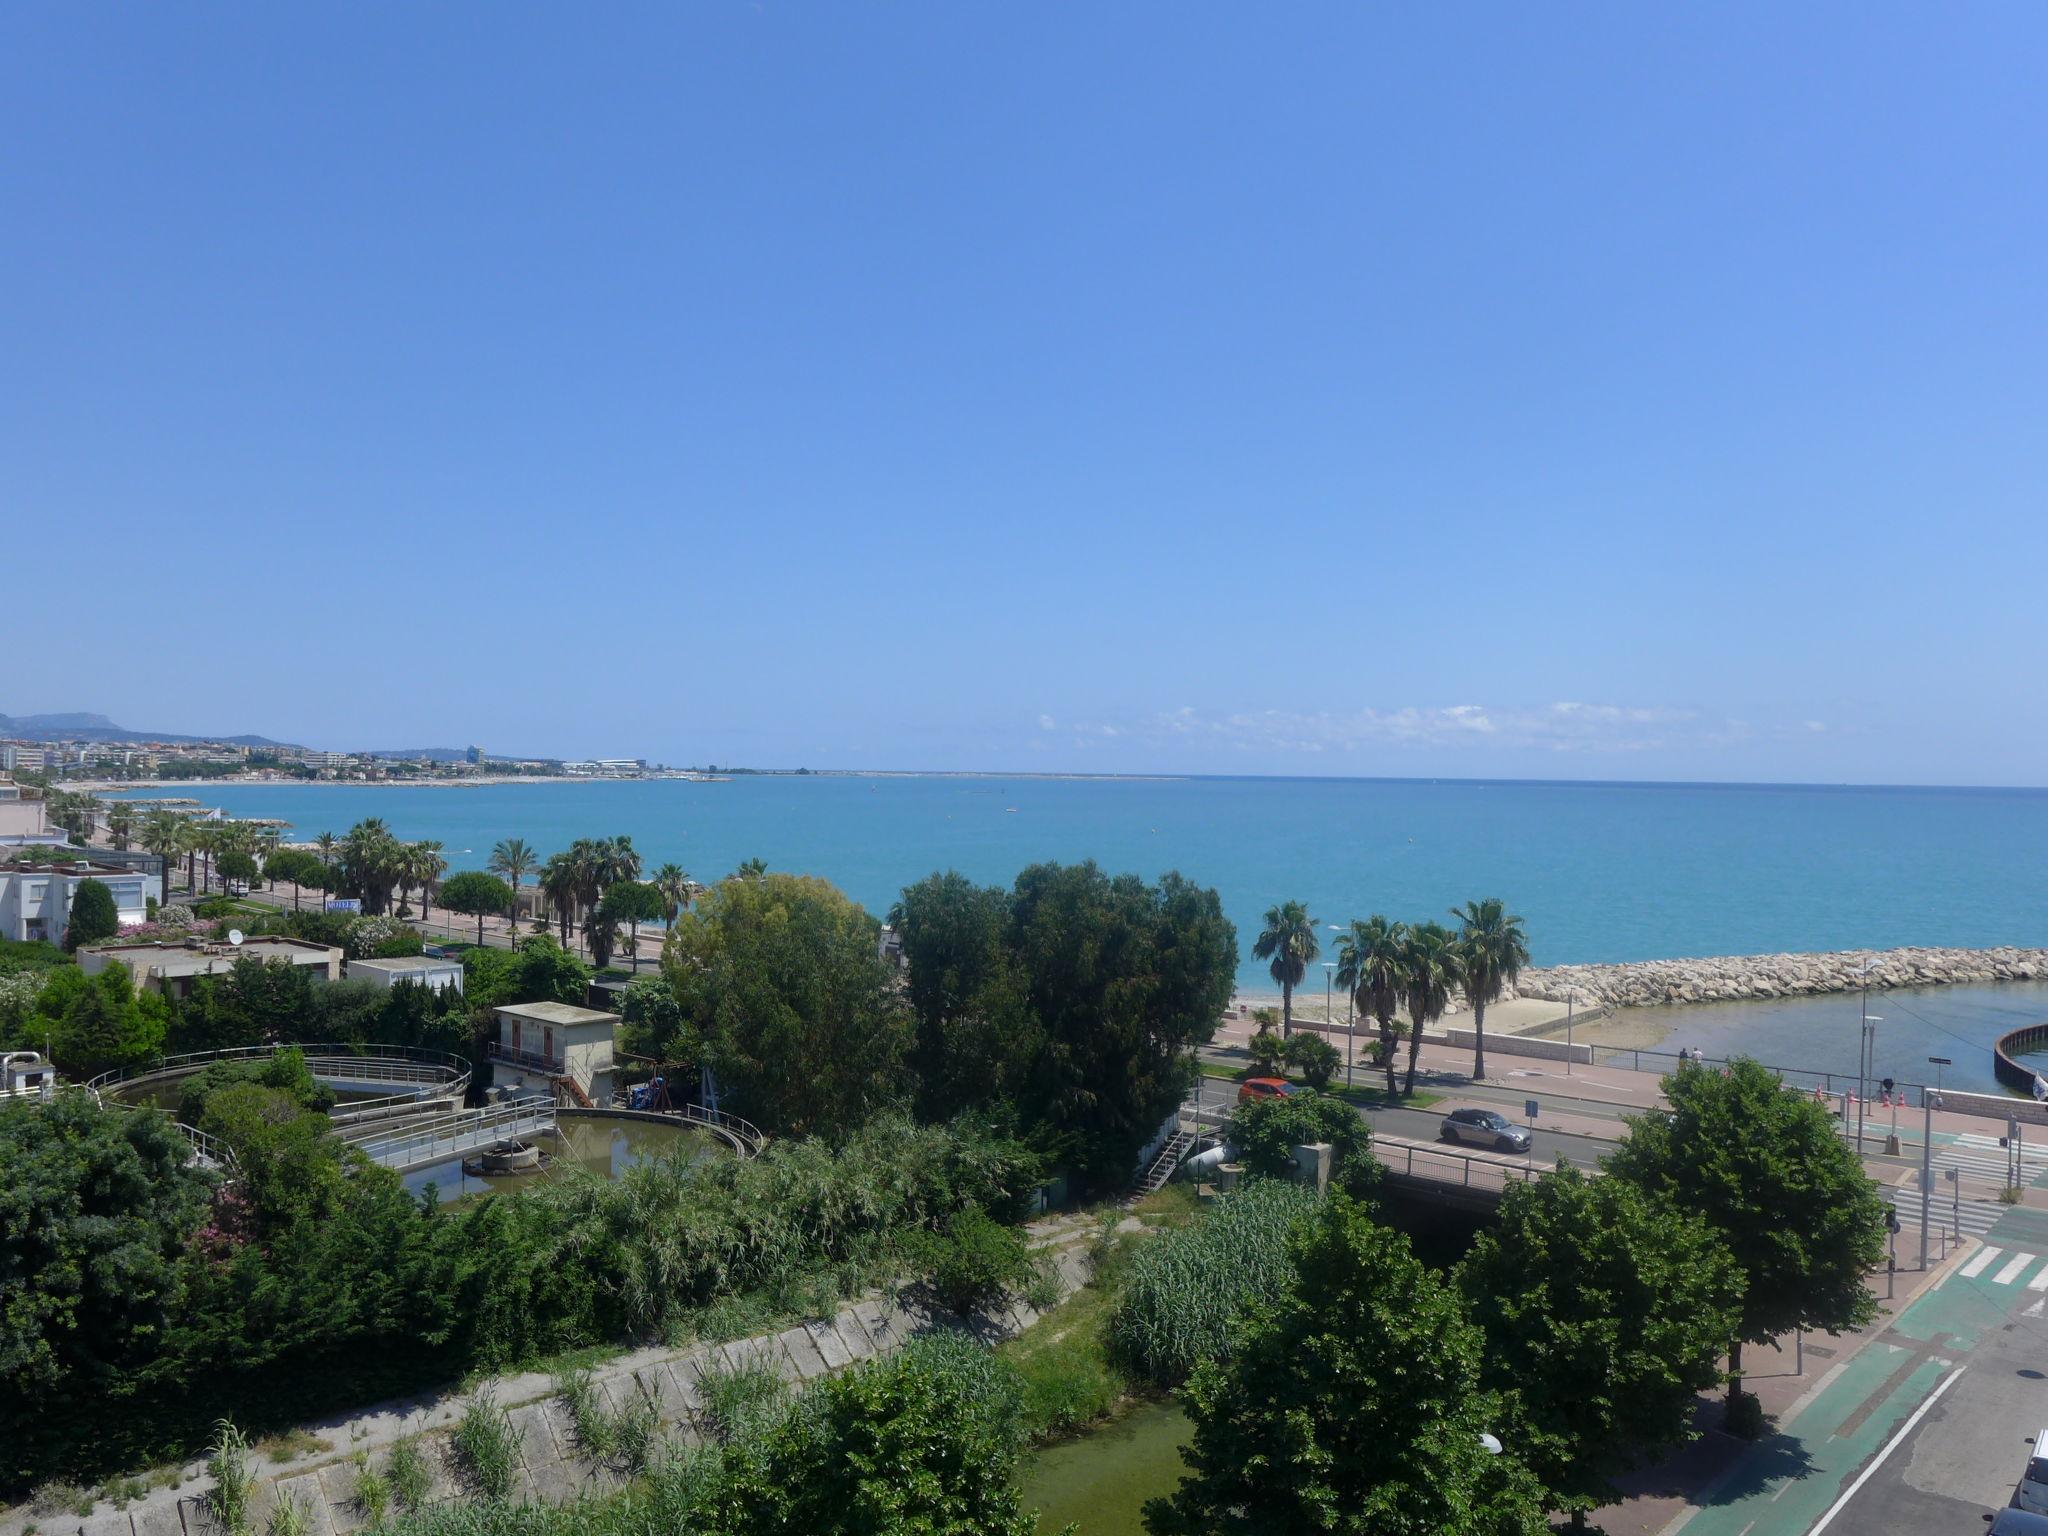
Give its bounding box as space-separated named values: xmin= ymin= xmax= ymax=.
xmin=339 ymin=819 xmax=402 ymax=914
xmin=488 ymin=837 xmax=537 ymax=931
xmin=412 ymin=841 xmax=447 ymax=928
xmin=107 ymin=806 xmax=134 ymax=851
xmin=539 ymin=852 xmax=580 ymax=947
xmin=314 ymin=831 xmax=338 ymax=887
xmin=1451 ymin=898 xmax=1529 ymax=1084
xmin=651 ymin=863 xmax=695 ymax=925
xmin=1335 ymin=916 xmax=1409 ymax=1096
xmin=175 ymin=818 xmax=201 ymax=895
xmin=732 ymin=857 xmax=768 ymax=881
xmin=1252 ymin=900 xmax=1320 ymax=1038
xmin=141 ymin=811 xmax=184 ymax=897
xmin=1399 ymin=921 xmax=1465 ymax=1098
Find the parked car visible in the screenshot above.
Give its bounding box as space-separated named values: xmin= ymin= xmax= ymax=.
xmin=1237 ymin=1077 xmax=1307 ymax=1105
xmin=1991 ymin=1509 xmax=2048 ymax=1535
xmin=2017 ymin=1430 xmax=2048 ymax=1515
xmin=1439 ymin=1107 xmax=1533 ymax=1153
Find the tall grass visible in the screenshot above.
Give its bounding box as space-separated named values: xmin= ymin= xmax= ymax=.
xmin=265 ymin=1489 xmax=313 ymax=1536
xmin=451 ymin=1393 xmax=519 ymax=1500
xmin=554 ymin=1370 xmax=662 ymax=1475
xmin=386 ymin=1436 xmax=433 ymax=1512
xmin=205 ymin=1420 xmax=256 ymax=1536
xmin=693 ymin=1358 xmax=789 ymax=1445
xmin=352 ymin=1453 xmax=392 ymax=1524
xmin=1107 ymin=1177 xmax=1316 ymax=1387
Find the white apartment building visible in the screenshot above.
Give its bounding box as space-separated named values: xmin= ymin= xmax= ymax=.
xmin=0 ymin=859 xmax=159 ymax=944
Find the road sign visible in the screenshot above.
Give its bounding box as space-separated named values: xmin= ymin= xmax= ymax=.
xmin=1525 ymin=1099 xmax=1540 ymax=1121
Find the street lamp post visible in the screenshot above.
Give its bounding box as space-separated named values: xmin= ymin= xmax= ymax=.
xmin=1854 ymin=961 xmax=1880 ymax=1156
xmin=1322 ymin=962 xmax=1338 ymax=1083
xmin=1922 ymin=1055 xmax=1951 ymax=1270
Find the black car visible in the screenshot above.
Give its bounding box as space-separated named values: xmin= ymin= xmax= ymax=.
xmin=1438 ymin=1107 xmax=1533 ymax=1153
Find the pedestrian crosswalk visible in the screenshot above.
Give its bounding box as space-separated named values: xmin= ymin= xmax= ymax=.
xmin=1954 ymin=1244 xmax=2048 ymax=1288
xmin=1931 ymin=1132 xmax=2048 ymax=1186
xmin=1882 ymin=1184 xmax=2006 ymax=1239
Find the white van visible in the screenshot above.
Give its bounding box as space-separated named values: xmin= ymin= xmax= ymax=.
xmin=2019 ymin=1434 xmax=2048 ymax=1517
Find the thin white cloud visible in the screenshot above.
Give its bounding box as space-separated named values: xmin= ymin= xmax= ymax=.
xmin=1043 ymin=701 xmax=1733 ymax=756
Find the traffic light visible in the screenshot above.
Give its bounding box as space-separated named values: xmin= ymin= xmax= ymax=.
xmin=1887 ymin=1207 xmax=1901 ymax=1235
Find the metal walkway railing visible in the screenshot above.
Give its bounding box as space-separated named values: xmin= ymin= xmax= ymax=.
xmin=349 ymin=1095 xmax=557 ymax=1172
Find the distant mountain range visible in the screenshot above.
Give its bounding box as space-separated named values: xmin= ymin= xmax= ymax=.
xmin=0 ymin=711 xmax=293 ymax=749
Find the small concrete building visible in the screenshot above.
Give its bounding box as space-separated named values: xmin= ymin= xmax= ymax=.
xmin=490 ymin=1000 xmax=618 ymax=1107
xmin=80 ymin=935 xmax=343 ymax=997
xmin=348 ymin=955 xmax=465 ymax=994
xmin=0 ymin=859 xmax=159 ymax=943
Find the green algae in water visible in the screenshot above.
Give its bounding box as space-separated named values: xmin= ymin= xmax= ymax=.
xmin=1019 ymin=1399 xmax=1191 ymax=1536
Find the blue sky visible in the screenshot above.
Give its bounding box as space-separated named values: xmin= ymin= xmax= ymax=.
xmin=5 ymin=5 xmax=2045 ymax=783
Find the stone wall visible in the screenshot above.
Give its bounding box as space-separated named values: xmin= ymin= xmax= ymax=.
xmin=1513 ymin=946 xmax=2048 ymax=1011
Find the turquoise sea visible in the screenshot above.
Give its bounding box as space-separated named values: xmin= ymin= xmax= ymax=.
xmin=118 ymin=775 xmax=2048 ymax=988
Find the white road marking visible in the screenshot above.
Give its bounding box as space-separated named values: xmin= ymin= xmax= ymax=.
xmin=1807 ymin=1366 xmax=1967 ymax=1536
xmin=1995 ymin=1252 xmax=2038 ymax=1286
xmin=2027 ymin=1299 xmax=2046 ymax=1319
xmin=1959 ymin=1245 xmax=2003 ymax=1279
xmin=2029 ymin=1263 xmax=2048 ymax=1292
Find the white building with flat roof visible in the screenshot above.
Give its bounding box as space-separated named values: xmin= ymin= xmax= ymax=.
xmin=489 ymin=1001 xmax=618 ymax=1106
xmin=348 ymin=955 xmax=465 ymax=993
xmin=0 ymin=860 xmax=158 ymax=944
xmin=80 ymin=935 xmax=342 ymax=997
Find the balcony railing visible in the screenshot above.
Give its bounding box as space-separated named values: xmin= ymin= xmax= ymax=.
xmin=487 ymin=1042 xmax=565 ymax=1076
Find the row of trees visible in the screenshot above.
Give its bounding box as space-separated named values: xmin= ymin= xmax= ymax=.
xmin=1164 ymin=1056 xmax=1889 ymax=1532
xmin=1257 ymin=896 xmax=1531 ymax=1090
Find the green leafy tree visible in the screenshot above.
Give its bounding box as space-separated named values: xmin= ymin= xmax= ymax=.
xmin=1147 ymin=1195 xmax=1548 ymax=1536
xmin=741 ymin=1333 xmax=1038 ymax=1536
xmin=617 ymin=975 xmax=698 ymax=1064
xmin=662 ymin=873 xmax=911 ymax=1137
xmin=909 ymin=1203 xmax=1039 ymax=1316
xmin=889 ymin=871 xmax=1041 ymax=1120
xmin=1003 ymin=862 xmax=1238 ymax=1191
xmin=599 ymin=879 xmax=666 ymax=972
xmin=1228 ymin=1089 xmax=1373 ymax=1190
xmin=461 ymin=935 xmax=591 ymax=1013
xmin=44 ymin=965 xmax=169 ymax=1077
xmin=438 ymin=870 xmax=514 ymax=945
xmin=1251 ymin=899 xmax=1318 ymax=1038
xmin=1451 ymin=898 xmax=1530 ymax=1084
xmin=63 ymin=878 xmax=120 ymax=951
xmin=1399 ymin=920 xmax=1464 ymax=1097
xmin=0 ymin=1095 xmax=216 ymax=1487
xmin=214 ymin=849 xmax=260 ymax=890
xmin=1604 ymin=1057 xmax=1888 ymax=1425
xmin=650 ymin=862 xmax=698 ymax=924
xmin=1458 ymin=1164 xmax=1742 ymax=1526
xmin=175 ymin=957 xmax=318 ymax=1054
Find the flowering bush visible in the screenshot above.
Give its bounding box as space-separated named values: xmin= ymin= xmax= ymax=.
xmin=116 ymin=921 xmax=198 ymax=943
xmin=0 ymin=970 xmax=44 ymax=1030
xmin=156 ymin=904 xmax=196 ymax=927
xmin=343 ymin=915 xmax=407 ymax=959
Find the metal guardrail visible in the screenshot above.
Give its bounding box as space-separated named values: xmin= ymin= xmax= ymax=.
xmin=1375 ymin=1136 xmax=1541 ymax=1190
xmin=88 ymin=1044 xmax=472 ymax=1115
xmin=349 ymin=1095 xmax=557 ymax=1171
xmin=486 ymin=1043 xmax=566 ymax=1075
xmin=606 ymin=1087 xmax=765 ymax=1154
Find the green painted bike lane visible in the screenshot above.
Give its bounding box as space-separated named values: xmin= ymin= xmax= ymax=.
xmin=1675 ymin=1204 xmax=2048 ymax=1536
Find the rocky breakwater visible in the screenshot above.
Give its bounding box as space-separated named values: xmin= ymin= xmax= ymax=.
xmin=1512 ymin=946 xmax=2048 ymax=1011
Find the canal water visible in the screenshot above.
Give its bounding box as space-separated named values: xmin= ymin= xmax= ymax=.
xmin=403 ymin=1113 xmax=726 ymax=1200
xmin=1019 ymin=1399 xmax=1192 ymax=1536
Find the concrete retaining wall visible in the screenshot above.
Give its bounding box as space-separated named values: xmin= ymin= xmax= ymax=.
xmin=1929 ymin=1087 xmax=2048 ymax=1127
xmin=10 ymin=1252 xmax=1098 ymax=1536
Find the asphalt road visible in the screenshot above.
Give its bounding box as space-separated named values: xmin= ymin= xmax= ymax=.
xmin=1801 ymin=1203 xmax=2048 ymax=1536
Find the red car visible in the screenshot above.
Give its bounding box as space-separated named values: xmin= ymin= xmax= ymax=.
xmin=1237 ymin=1076 xmax=1306 ymax=1105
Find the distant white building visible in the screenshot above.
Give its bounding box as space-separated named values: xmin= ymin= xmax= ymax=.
xmin=0 ymin=859 xmax=158 ymax=944
xmin=348 ymin=955 xmax=465 ymax=994
xmin=80 ymin=935 xmax=341 ymax=997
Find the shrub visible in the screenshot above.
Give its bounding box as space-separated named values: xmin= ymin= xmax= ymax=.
xmin=1285 ymin=1033 xmax=1341 ymax=1090
xmin=910 ymin=1203 xmax=1040 ymax=1315
xmin=1229 ymin=1091 xmax=1373 ymax=1189
xmin=1726 ymin=1389 xmax=1767 ymax=1440
xmin=1108 ymin=1178 xmax=1317 ymax=1387
xmin=1247 ymin=1028 xmax=1287 ymax=1076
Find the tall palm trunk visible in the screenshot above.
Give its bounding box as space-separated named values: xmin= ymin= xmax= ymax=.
xmin=1281 ymin=980 xmax=1293 ymax=1039
xmin=1472 ymin=997 xmax=1487 ymax=1083
xmin=1382 ymin=1017 xmax=1399 ymax=1096
xmin=1404 ymin=1010 xmax=1428 ymax=1097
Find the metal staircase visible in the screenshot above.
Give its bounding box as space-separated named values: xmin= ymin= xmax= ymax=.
xmin=1136 ymin=1127 xmax=1195 ymax=1195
